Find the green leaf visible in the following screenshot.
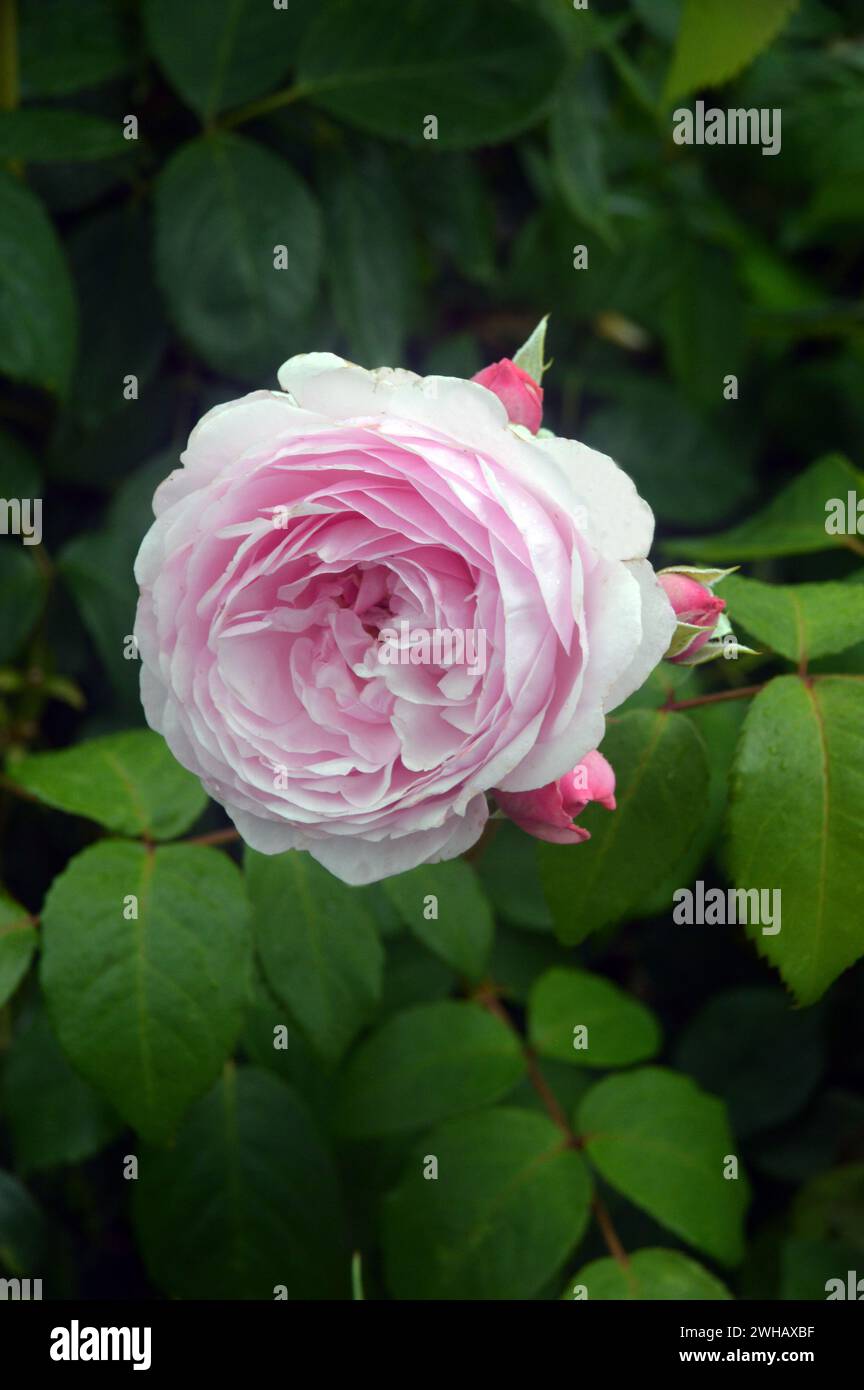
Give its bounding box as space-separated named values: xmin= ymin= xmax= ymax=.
xmin=321 ymin=145 xmax=415 ymax=366
xmin=19 ymin=0 xmax=134 ymax=98
xmin=727 ymin=675 xmax=864 ymax=1003
xmin=668 ymin=456 xmax=864 ymax=562
xmin=529 ymin=967 xmax=661 ymax=1068
xmin=0 ymin=892 xmax=37 ymax=1009
xmin=133 ymin=1066 xmax=350 ymax=1298
xmin=665 ymin=0 xmax=799 ymax=102
xmin=297 ymin=0 xmax=564 ymax=150
xmin=550 ymin=73 xmax=613 ymax=241
xmin=0 ymin=1170 xmax=46 ymax=1275
xmin=565 ymin=1248 xmax=731 ymax=1300
xmin=0 ymin=546 xmax=45 ymax=663
xmin=0 ymin=169 xmax=76 ymax=394
xmin=579 ymin=1067 xmax=748 ymax=1265
xmin=539 ymin=711 xmax=710 ymax=945
xmin=640 ymin=696 xmax=747 ymax=915
xmin=54 ymin=453 xmax=169 ymax=711
xmin=381 ymin=859 xmax=493 ymax=982
xmin=512 ymin=314 xmax=550 ymax=384
xmin=0 ymin=110 xmax=130 ymax=162
xmin=378 ymin=935 xmax=456 ymax=1019
xmin=154 ymin=133 xmax=321 ymax=378
xmin=239 ymin=966 xmax=332 ymax=1121
xmin=3 ymin=1002 xmax=121 ymax=1172
xmin=359 ymin=882 xmax=406 ymax=939
xmin=143 ymin=0 xmax=297 ymax=120
xmin=675 ymin=987 xmax=824 ymax=1138
xmin=12 ymin=730 xmax=208 ymax=839
xmin=246 ymin=848 xmax=383 ymax=1065
xmin=57 ymin=528 xmax=140 ymax=717
xmin=41 ymin=841 xmax=252 ymax=1142
xmin=721 ymin=574 xmax=864 ymax=664
xmin=476 ymin=821 xmax=552 ymax=932
xmin=383 ymin=1107 xmax=592 ymax=1298
xmin=335 ymin=1001 xmax=525 ymax=1138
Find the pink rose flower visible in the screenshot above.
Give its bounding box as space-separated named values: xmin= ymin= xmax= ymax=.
xmin=134 ymin=352 xmax=674 ymax=885
xmin=495 ymin=750 xmax=616 ymax=844
xmin=658 ymin=571 xmax=725 ymax=663
xmin=472 ymin=359 xmax=544 ymax=433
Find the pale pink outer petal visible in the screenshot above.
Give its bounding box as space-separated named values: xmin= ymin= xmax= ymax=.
xmin=603 ymin=561 xmax=677 ymax=711
xmin=533 ymin=435 xmax=656 ymax=561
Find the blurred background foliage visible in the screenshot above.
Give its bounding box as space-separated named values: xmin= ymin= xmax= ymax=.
xmin=1 ymin=0 xmax=864 ymax=1301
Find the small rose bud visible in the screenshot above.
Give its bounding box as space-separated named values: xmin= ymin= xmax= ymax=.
xmin=494 ymin=750 xmax=616 ymax=845
xmin=658 ymin=566 xmax=737 ymax=665
xmin=472 ymin=358 xmax=544 ymax=433
xmin=660 ymin=573 xmax=724 ymax=661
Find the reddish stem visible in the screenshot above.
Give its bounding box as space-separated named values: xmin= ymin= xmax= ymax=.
xmin=663 ymin=682 xmax=764 ymax=712
xmin=184 ymin=827 xmax=242 ymax=848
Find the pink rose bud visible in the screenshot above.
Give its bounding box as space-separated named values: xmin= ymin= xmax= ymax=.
xmin=495 ymin=750 xmax=616 ymax=845
xmin=472 ymin=358 xmax=544 ymax=433
xmin=658 ymin=571 xmax=726 ymax=663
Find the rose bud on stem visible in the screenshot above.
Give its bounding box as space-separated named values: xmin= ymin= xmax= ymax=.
xmin=657 ymin=566 xmax=755 ymax=666
xmin=494 ymin=750 xmax=616 ymax=845
xmin=472 ymin=359 xmax=544 ymax=434
xmin=471 ymin=313 xmax=549 ymax=435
